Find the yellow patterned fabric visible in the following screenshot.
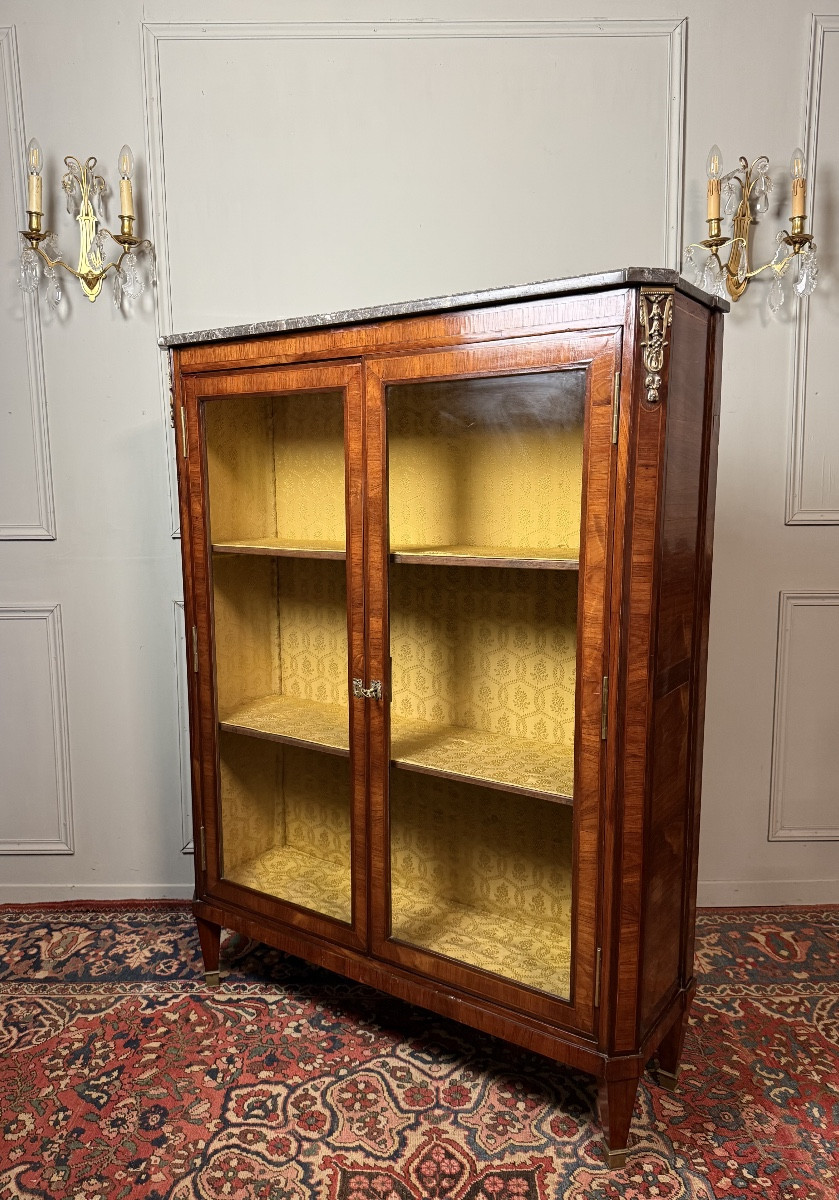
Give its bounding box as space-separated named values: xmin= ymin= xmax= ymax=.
xmin=390 ymin=770 xmax=572 ymax=996
xmin=390 ymin=718 xmax=573 ymax=799
xmin=387 ymin=372 xmax=584 ymax=555
xmin=213 ymin=556 xmax=348 ymax=713
xmin=220 ymin=694 xmax=349 ymax=754
xmin=390 ymin=563 xmax=578 ymax=756
xmin=205 ymin=390 xmax=346 ymax=548
xmin=219 ymin=733 xmax=352 ymax=923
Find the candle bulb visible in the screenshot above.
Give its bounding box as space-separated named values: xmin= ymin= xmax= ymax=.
xmin=706 ymin=144 xmax=723 ymax=221
xmin=790 ymin=146 xmax=806 ymax=219
xmin=26 ymin=137 xmax=43 ymax=215
xmin=118 ymin=143 xmax=135 ymax=219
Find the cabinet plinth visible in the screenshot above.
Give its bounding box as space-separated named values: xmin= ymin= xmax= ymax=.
xmin=168 ymin=269 xmax=725 ymax=1165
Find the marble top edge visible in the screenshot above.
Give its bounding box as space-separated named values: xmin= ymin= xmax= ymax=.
xmin=159 ymin=268 xmax=727 ymax=348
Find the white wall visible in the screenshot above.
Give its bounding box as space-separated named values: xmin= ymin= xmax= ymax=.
xmin=0 ymin=0 xmax=836 ymax=904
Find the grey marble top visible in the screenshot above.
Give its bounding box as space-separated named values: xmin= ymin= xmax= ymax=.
xmin=159 ymin=267 xmax=728 ymax=349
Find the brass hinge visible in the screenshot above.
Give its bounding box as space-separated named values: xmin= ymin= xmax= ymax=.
xmin=611 ymin=371 xmax=621 ymax=444
xmin=601 ymin=675 xmax=609 ymax=740
xmin=594 ymin=946 xmax=602 ymax=1008
xmin=191 ymin=625 xmax=199 ymax=673
xmin=180 ymin=405 xmax=188 ymax=458
xmin=199 ymin=825 xmax=207 ymax=872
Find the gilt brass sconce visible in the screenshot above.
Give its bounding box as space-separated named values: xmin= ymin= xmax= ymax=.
xmin=684 ymin=145 xmax=818 ymax=312
xmin=18 ymin=138 xmax=155 ymax=310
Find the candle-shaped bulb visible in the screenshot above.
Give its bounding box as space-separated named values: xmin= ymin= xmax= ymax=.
xmin=26 ymin=137 xmax=43 ymax=214
xmin=26 ymin=137 xmax=43 ymax=175
xmin=789 ymin=146 xmax=806 ymax=218
xmin=706 ymin=144 xmax=722 ymax=222
xmin=706 ymin=144 xmax=723 ymax=181
xmin=118 ymin=144 xmax=135 ymax=219
xmin=118 ymin=144 xmax=134 ymax=180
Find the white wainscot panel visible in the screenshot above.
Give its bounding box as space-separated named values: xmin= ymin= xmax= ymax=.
xmin=0 ymin=605 xmax=73 ymax=853
xmin=787 ymin=18 xmax=839 ymax=523
xmin=174 ymin=600 xmax=193 ymax=853
xmin=769 ymin=592 xmax=839 ymax=840
xmin=0 ymin=28 xmax=55 ymax=539
xmin=143 ymin=20 xmax=686 ymax=337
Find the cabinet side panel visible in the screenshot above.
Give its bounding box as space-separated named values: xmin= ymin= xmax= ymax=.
xmin=640 ymin=297 xmax=710 ymax=1035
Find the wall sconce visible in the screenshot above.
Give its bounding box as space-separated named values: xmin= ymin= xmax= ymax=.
xmin=684 ymin=145 xmax=818 ymax=312
xmin=18 ymin=138 xmax=155 ymax=310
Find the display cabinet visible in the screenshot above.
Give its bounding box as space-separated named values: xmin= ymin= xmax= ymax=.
xmin=164 ymin=269 xmax=726 ymax=1166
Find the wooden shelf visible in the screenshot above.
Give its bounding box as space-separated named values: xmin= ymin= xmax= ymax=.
xmin=213 ymin=538 xmax=346 ymax=560
xmin=390 ymin=544 xmax=579 ymax=570
xmin=219 ymin=694 xmax=349 ymax=756
xmin=391 ymin=716 xmax=574 ymax=803
xmin=225 ymin=845 xmax=351 ymax=924
xmin=390 ymin=884 xmax=571 ymax=996
xmin=212 ymin=540 xmax=579 ymax=569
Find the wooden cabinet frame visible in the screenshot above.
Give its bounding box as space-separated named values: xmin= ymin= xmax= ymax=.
xmin=166 ymin=270 xmax=726 ymax=1167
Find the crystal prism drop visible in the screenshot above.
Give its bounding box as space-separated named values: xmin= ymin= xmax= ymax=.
xmin=45 ymin=267 xmax=61 ymax=312
xmin=18 ymin=248 xmax=39 ymax=293
xmin=736 ymin=253 xmax=747 ymax=285
xmin=768 ymin=273 xmax=784 ymax=314
xmin=754 ymin=186 xmax=769 ymax=215
xmin=113 ymin=269 xmax=123 ymax=308
xmin=121 ymin=253 xmax=144 ymax=301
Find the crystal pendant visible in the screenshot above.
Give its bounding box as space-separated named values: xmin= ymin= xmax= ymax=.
xmin=91 ymin=177 xmax=106 ymax=221
xmin=768 ymin=272 xmax=784 ymax=314
xmin=794 ymin=242 xmax=819 ymax=298
xmin=63 ymin=176 xmax=77 ymax=216
xmin=754 ymin=184 xmax=769 ymax=215
xmin=736 ymin=251 xmax=747 ymax=285
xmin=43 ymin=233 xmax=62 ymax=263
xmin=87 ymin=232 xmax=104 ymax=271
xmin=147 ymin=246 xmax=157 ymax=285
xmin=724 ymin=184 xmax=738 ymax=217
xmin=112 ymin=268 xmax=123 ymax=308
xmin=44 ymin=266 xmax=61 ymax=312
xmin=18 ymin=247 xmax=39 ymax=293
xmin=704 ymin=255 xmax=724 ymax=297
xmin=121 ymin=253 xmax=145 ymax=301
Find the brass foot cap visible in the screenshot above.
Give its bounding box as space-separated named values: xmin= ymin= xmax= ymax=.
xmin=657 ymin=1068 xmax=679 ymax=1091
xmin=605 ymin=1148 xmax=628 ymax=1169
xmin=204 ymin=970 xmax=221 ymax=987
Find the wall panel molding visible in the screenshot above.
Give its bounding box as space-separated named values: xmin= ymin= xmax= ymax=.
xmin=769 ymin=591 xmax=839 ymax=841
xmin=142 ymin=18 xmax=686 ymax=536
xmin=786 ymin=16 xmax=839 ymax=524
xmin=174 ymin=600 xmax=193 ymax=853
xmin=0 ymin=26 xmax=55 ymax=540
xmin=0 ymin=604 xmax=73 ymax=853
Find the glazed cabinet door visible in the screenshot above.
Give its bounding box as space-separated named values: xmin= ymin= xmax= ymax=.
xmin=181 ymin=361 xmax=367 ymax=952
xmin=364 ymin=331 xmax=621 ymax=1034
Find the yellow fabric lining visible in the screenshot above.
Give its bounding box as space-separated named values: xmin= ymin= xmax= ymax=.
xmin=387 ymin=374 xmax=584 ymax=555
xmin=390 ymin=770 xmax=572 ymax=996
xmin=219 ymin=733 xmax=353 ymax=923
xmin=205 ymin=390 xmax=346 ymax=547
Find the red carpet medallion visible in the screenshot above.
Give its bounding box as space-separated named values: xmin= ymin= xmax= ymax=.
xmin=0 ymin=903 xmax=836 ymax=1199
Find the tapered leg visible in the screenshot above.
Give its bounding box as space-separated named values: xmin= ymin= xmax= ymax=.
xmin=655 ymin=1009 xmax=689 ymax=1091
xmin=597 ymin=1073 xmax=641 ymax=1169
xmin=196 ymin=916 xmax=222 ymax=986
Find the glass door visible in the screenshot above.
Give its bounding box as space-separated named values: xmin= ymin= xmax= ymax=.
xmin=186 ymin=362 xmax=366 ymax=950
xmin=365 ymin=333 xmax=620 ymax=1029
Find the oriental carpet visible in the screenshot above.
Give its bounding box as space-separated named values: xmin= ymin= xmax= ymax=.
xmin=0 ymin=903 xmax=836 ymax=1200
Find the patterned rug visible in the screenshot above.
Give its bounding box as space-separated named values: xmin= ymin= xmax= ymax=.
xmin=0 ymin=904 xmax=836 ymax=1200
